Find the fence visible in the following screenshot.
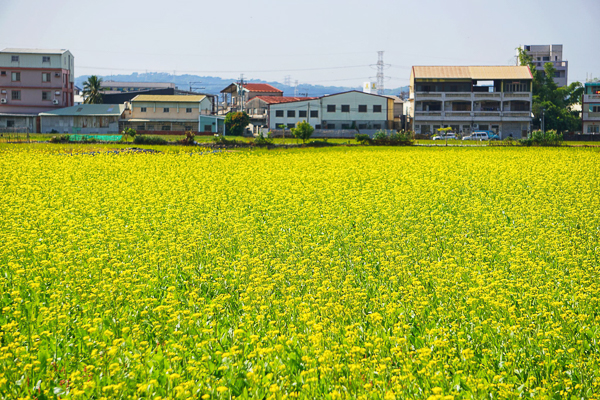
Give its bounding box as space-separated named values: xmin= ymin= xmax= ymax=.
xmin=0 ymin=128 xmax=30 ymax=143
xmin=563 ymin=134 xmax=600 ymax=142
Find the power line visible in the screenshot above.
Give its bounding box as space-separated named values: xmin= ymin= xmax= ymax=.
xmin=76 ymin=64 xmax=371 ymax=74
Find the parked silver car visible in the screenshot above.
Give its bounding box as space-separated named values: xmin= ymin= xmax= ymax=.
xmin=432 ymin=133 xmax=457 ymax=140
xmin=462 ymin=132 xmax=490 ymax=141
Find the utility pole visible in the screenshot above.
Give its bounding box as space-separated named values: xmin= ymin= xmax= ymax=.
xmin=237 ymin=74 xmax=245 ymax=113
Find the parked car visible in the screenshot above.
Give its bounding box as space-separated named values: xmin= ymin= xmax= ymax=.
xmin=462 ymin=131 xmax=490 ymax=141
xmin=432 ymin=133 xmax=457 ymax=140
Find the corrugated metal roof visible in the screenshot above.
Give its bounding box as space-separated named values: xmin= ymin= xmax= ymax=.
xmin=243 ymin=83 xmax=283 ymax=93
xmin=131 ymin=95 xmax=206 ymax=102
xmin=412 ymin=66 xmax=532 ymax=80
xmin=1 ymin=48 xmax=69 ymax=54
xmin=39 ymin=104 xmax=125 ymax=116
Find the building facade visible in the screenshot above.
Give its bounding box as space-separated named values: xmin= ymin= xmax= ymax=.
xmin=519 ymin=44 xmax=568 ymax=87
xmin=409 ymin=66 xmax=533 ymax=139
xmin=582 ymin=81 xmax=600 ymax=134
xmin=39 ymin=104 xmax=125 ymax=134
xmin=267 ymin=91 xmax=393 ymax=131
xmin=123 ymin=94 xmax=212 ymax=134
xmin=220 ymin=83 xmax=283 ymax=113
xmin=0 ymin=48 xmax=75 ymax=131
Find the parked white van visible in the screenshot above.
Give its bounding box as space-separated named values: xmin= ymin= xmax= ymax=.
xmin=462 ymin=132 xmax=489 ymax=141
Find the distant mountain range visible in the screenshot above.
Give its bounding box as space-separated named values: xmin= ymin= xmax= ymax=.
xmin=75 ymin=72 xmax=408 ymax=98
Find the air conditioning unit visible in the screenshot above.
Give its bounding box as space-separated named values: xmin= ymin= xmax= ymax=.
xmin=55 ymin=73 xmax=61 ymax=78
xmin=0 ymin=98 xmax=7 ymax=104
xmin=53 ymin=99 xmax=59 ymax=105
xmin=473 ymin=123 xmax=479 ymax=130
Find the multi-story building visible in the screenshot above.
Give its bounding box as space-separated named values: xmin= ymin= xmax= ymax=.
xmin=519 ymin=44 xmax=568 ymax=87
xmin=267 ymin=90 xmax=393 ymax=131
xmin=0 ymin=48 xmax=75 ymax=131
xmin=220 ymin=83 xmax=283 ymax=113
xmin=582 ymin=81 xmax=600 ymax=134
xmin=409 ymin=66 xmax=533 ymax=138
xmin=122 ymin=94 xmax=212 ymax=134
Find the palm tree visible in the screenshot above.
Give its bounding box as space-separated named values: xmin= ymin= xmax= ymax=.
xmin=83 ymin=75 xmax=104 ymax=104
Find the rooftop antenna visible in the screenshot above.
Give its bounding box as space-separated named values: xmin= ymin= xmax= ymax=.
xmin=189 ymin=82 xmax=205 ymax=92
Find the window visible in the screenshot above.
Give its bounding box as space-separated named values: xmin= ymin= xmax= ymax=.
xmin=11 ymin=56 xmax=18 ymax=62
xmin=287 ymin=123 xmax=295 ymax=129
xmin=42 ymin=56 xmax=51 ymax=63
xmin=310 ymin=110 xmax=318 ymax=118
xmin=592 ymin=106 xmax=600 ymax=113
xmin=275 ymin=110 xmax=284 ymax=117
xmin=373 ymin=124 xmax=381 ymax=129
xmin=287 ymin=110 xmax=295 ymax=118
xmin=542 ymin=56 xmax=549 ymax=61
xmin=185 ymin=126 xmax=192 ymax=131
xmin=137 ymin=125 xmax=145 ymax=130
xmin=588 ymin=125 xmax=599 ymax=133
xmin=7 ymin=120 xmax=15 ymax=128
xmin=42 ymin=91 xmax=50 ymax=100
xmin=505 ymin=82 xmax=529 ymax=92
xmin=341 ymin=123 xmax=350 ymax=129
xmin=162 ymin=125 xmax=170 ymax=131
xmin=163 ymin=108 xmax=169 ymax=112
xmin=1 ymin=71 xmax=6 ymax=76
xmin=11 ymin=90 xmax=20 ymax=100
xmin=140 ymin=107 xmax=147 ymax=112
xmin=341 ymin=105 xmax=350 ymax=112
xmin=42 ymin=72 xmax=51 ymax=82
xmin=358 ymin=105 xmax=367 ymax=113
xmin=373 ymin=105 xmax=382 ymax=113
xmin=358 ymin=124 xmax=366 ymax=129
xmin=11 ymin=72 xmax=20 ymax=82
xmin=327 ymin=123 xmax=335 ymax=129
xmin=327 ymin=104 xmax=336 ymax=112
xmin=186 ymin=108 xmax=192 ymax=113
xmin=315 ymin=124 xmax=321 ymax=129
xmin=299 ymin=110 xmax=307 ymax=118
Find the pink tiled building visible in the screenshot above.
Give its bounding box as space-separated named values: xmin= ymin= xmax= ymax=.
xmin=0 ymin=48 xmax=75 ymax=132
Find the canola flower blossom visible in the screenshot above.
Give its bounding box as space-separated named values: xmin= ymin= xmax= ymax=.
xmin=0 ymin=146 xmax=599 ymax=399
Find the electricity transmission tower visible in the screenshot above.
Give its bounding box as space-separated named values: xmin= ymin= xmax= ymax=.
xmin=376 ymin=51 xmax=385 ymax=96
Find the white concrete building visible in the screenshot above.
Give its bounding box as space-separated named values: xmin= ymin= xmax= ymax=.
xmin=519 ymin=45 xmax=568 ymax=87
xmin=409 ymin=66 xmax=533 ymax=139
xmin=267 ymin=91 xmax=393 ymax=131
xmin=582 ymin=81 xmax=600 ymax=134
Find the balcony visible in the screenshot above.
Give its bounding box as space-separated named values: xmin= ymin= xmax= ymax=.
xmin=583 ymin=112 xmax=600 ymax=120
xmin=413 ymin=111 xmax=530 ymax=121
xmin=474 ymin=93 xmax=501 ymax=98
xmin=503 ymin=93 xmax=531 ymax=99
xmin=583 ymin=94 xmax=600 ymax=103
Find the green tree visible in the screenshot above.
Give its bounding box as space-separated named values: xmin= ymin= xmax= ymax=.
xmin=224 ymin=112 xmax=250 ymax=136
xmin=291 ymin=121 xmax=314 ymax=143
xmin=83 ymin=75 xmax=104 ymax=104
xmin=516 ymin=48 xmax=582 ymax=133
xmin=121 ymin=128 xmax=137 ymax=142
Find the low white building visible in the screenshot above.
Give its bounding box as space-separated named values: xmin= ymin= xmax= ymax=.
xmin=267 ymin=91 xmax=393 ymax=131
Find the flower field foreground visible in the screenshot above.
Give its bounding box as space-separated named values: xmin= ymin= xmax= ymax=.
xmin=1 ymin=146 xmax=599 ymax=400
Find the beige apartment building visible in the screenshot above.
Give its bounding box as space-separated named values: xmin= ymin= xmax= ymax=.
xmin=123 ymin=95 xmax=212 ymax=134
xmin=409 ymin=66 xmax=533 ymax=138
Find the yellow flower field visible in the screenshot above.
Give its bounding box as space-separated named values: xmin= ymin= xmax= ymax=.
xmin=0 ymin=146 xmax=599 ymax=399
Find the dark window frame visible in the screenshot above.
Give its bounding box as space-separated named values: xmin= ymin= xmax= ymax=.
xmin=327 ymin=104 xmax=336 ymax=112
xmin=287 ymin=110 xmax=295 ymax=118
xmin=373 ymin=105 xmax=382 ymax=113
xmin=341 ymin=105 xmax=350 ymax=112
xmin=275 ymin=110 xmax=284 ymax=117
xmin=358 ymin=105 xmax=367 ymax=113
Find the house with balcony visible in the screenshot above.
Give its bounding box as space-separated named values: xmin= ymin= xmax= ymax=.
xmin=220 ymin=83 xmax=283 ymax=113
xmin=582 ymin=81 xmax=600 ymax=134
xmin=409 ymin=66 xmax=533 ymax=138
xmin=122 ymin=94 xmax=212 ymax=134
xmin=0 ymin=48 xmax=75 ymax=132
xmin=519 ymin=45 xmax=568 ymax=87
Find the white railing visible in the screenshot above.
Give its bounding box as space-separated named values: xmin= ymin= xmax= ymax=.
xmin=584 ymin=94 xmax=600 ymax=102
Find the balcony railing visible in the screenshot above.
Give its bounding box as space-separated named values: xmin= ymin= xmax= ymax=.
xmin=414 ymin=111 xmax=530 ymax=119
xmin=583 ymin=94 xmax=600 ymax=102
xmin=583 ymin=112 xmax=600 ymax=120
xmin=474 ymin=93 xmax=501 ymax=98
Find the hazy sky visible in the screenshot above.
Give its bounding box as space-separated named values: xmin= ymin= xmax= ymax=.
xmin=1 ymin=0 xmax=598 ymax=88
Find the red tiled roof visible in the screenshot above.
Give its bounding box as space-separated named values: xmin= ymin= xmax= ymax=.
xmin=242 ymin=83 xmax=283 ymax=93
xmin=253 ymin=96 xmax=318 ymax=104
